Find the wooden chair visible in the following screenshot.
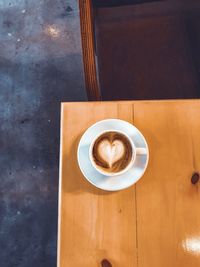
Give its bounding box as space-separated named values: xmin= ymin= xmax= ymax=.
xmin=79 ymin=0 xmax=101 ymax=101
xmin=79 ymin=0 xmax=200 ymax=101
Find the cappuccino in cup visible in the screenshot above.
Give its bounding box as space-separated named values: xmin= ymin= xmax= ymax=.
xmin=89 ymin=131 xmax=135 ymax=176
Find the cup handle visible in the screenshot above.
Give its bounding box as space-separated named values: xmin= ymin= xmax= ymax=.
xmin=136 ymin=147 xmax=147 ymax=155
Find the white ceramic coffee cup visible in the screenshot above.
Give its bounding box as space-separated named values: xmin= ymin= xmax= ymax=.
xmin=89 ymin=130 xmax=147 ymax=176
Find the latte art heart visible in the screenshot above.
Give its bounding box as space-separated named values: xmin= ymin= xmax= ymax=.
xmin=98 ymin=140 xmax=125 ymax=167
xmin=92 ymin=131 xmax=133 ymax=174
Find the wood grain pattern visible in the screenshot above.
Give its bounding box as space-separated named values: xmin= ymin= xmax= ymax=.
xmin=79 ymin=0 xmax=101 ymax=101
xmin=134 ymin=101 xmax=200 ymax=267
xmin=58 ymin=100 xmax=200 ymax=267
xmin=58 ymin=102 xmax=137 ymax=267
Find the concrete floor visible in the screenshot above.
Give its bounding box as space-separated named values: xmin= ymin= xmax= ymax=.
xmin=0 ymin=1 xmax=86 ymax=266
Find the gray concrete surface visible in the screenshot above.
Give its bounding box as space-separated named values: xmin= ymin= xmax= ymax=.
xmin=0 ymin=1 xmax=86 ymax=266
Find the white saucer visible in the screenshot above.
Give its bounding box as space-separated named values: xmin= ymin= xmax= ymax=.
xmin=77 ymin=119 xmax=149 ymax=191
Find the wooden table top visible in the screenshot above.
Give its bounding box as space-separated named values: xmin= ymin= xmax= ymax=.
xmin=58 ymin=100 xmax=200 ymax=267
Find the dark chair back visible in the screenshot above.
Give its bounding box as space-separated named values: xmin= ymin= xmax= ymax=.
xmin=79 ymin=0 xmax=200 ymax=101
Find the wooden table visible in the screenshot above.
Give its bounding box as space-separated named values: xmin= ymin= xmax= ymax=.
xmin=58 ymin=100 xmax=200 ymax=267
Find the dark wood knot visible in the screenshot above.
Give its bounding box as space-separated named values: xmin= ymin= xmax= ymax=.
xmin=191 ymin=172 xmax=199 ymax=185
xmin=101 ymin=259 xmax=112 ymax=267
